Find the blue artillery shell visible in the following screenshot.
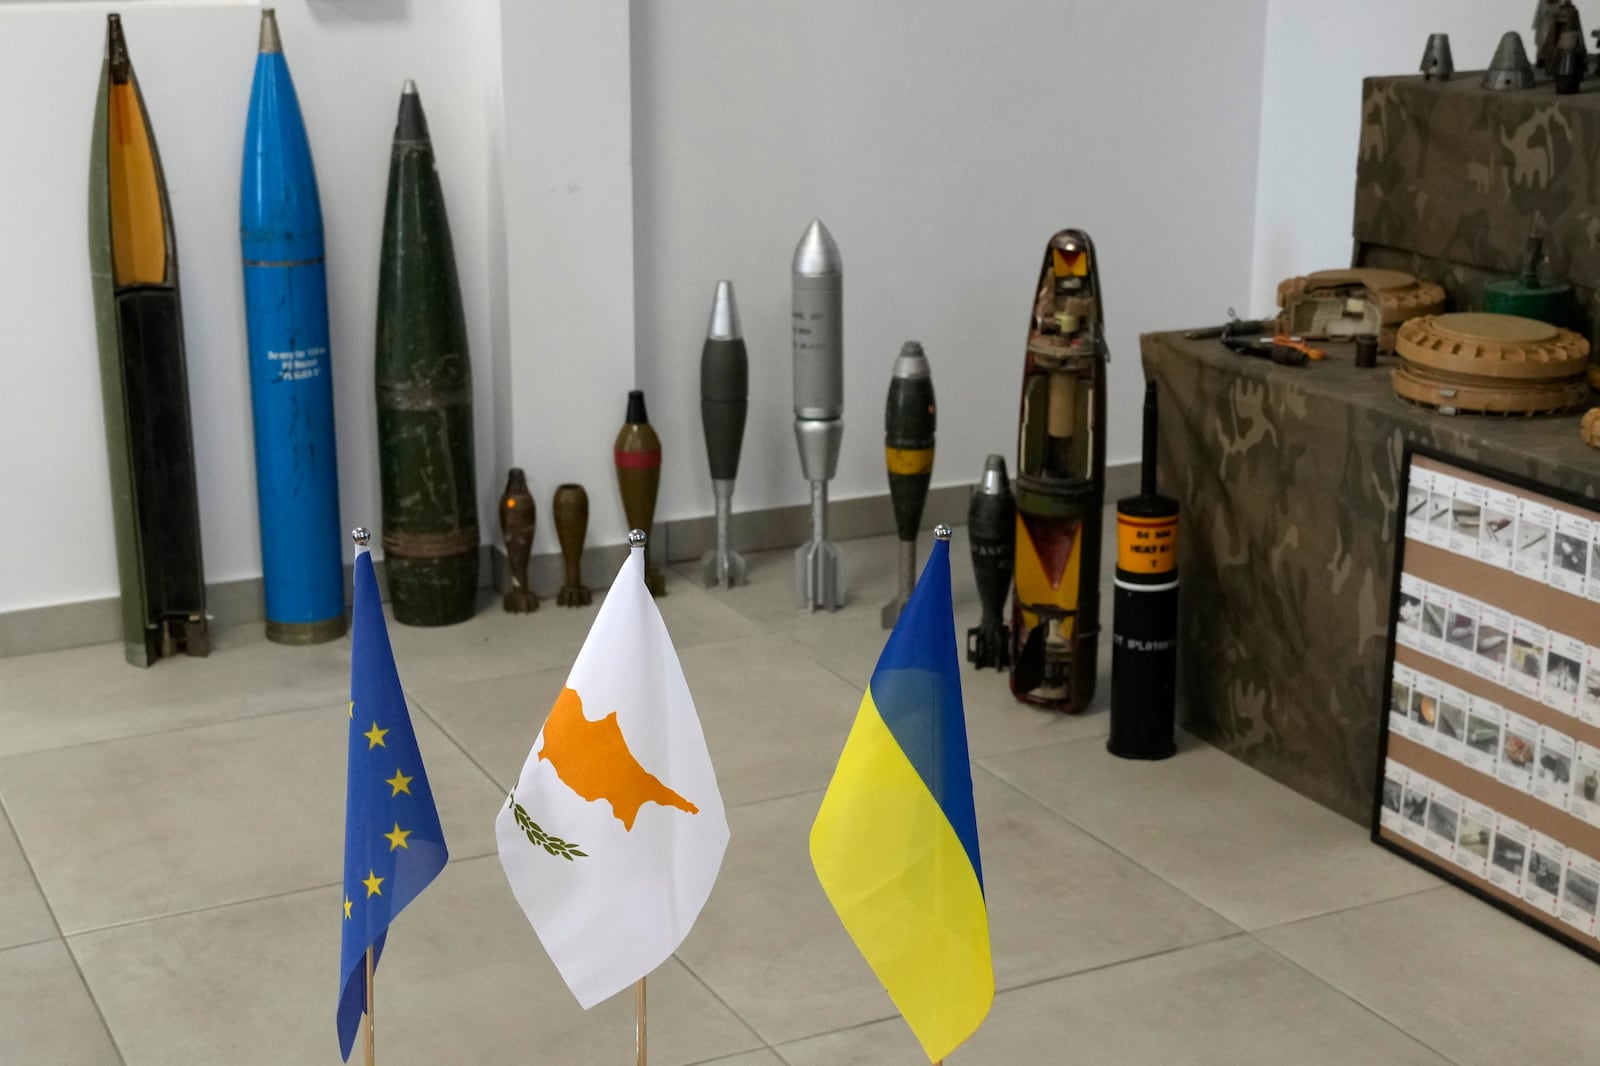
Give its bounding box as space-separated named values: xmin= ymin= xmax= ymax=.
xmin=240 ymin=35 xmax=345 ymax=643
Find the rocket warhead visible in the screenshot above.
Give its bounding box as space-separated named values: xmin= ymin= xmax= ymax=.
xmin=792 ymin=218 xmax=844 ymax=421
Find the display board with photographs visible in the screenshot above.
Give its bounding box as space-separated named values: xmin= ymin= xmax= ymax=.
xmin=1377 ymin=449 xmax=1600 ymax=962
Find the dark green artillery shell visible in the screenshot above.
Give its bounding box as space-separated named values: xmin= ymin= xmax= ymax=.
xmin=375 ymin=87 xmax=479 ymax=626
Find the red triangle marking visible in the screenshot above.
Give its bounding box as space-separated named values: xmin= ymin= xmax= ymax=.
xmin=1019 ymin=513 xmax=1078 ymax=590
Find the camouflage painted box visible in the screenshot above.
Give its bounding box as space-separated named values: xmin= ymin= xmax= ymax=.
xmin=1140 ymin=330 xmax=1600 ymax=823
xmin=1355 ymin=74 xmax=1600 ymax=332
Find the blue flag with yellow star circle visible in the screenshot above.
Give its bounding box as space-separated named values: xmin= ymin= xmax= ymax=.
xmin=337 ymin=544 xmax=449 ymax=1060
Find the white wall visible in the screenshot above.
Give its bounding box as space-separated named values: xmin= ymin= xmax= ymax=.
xmin=3 ymin=0 xmax=1285 ymax=618
xmin=0 ymin=0 xmax=501 ymax=614
xmin=1250 ymin=0 xmax=1514 ymax=311
xmin=631 ymin=1 xmax=1271 ymax=524
xmin=496 ymin=0 xmax=636 ymax=551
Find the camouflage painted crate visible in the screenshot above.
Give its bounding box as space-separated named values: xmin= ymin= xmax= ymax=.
xmin=1140 ymin=330 xmax=1600 ymax=823
xmin=1356 ymin=74 xmax=1600 ymax=332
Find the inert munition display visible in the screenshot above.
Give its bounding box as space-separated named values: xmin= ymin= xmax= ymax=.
xmin=614 ymin=390 xmax=666 ymax=596
xmin=966 ymin=455 xmax=1014 ymax=670
xmin=792 ymin=218 xmax=844 ymax=611
xmin=699 ymin=280 xmax=749 ymax=588
xmin=89 ymin=15 xmax=209 ymax=666
xmin=1108 ymin=382 xmax=1178 ymax=760
xmin=881 ymin=341 xmax=935 ymax=628
xmin=1010 ymin=229 xmax=1108 ymax=713
xmin=375 ymin=81 xmax=479 ymax=626
xmin=240 ymin=9 xmax=344 ymax=644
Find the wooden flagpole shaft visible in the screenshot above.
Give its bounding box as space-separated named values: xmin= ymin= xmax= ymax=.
xmin=635 ymin=976 xmax=647 ymax=1066
xmin=364 ymin=946 xmax=376 ymax=1066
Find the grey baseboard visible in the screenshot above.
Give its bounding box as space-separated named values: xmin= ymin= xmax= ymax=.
xmin=1 ymin=461 xmax=1137 ymax=659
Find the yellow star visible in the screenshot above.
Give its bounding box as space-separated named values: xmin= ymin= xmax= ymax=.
xmin=348 ymin=700 xmax=354 ymax=719
xmin=385 ymin=769 xmax=413 ymax=797
xmin=343 ymin=897 xmax=353 ymax=920
xmin=384 ymin=823 xmax=412 ymax=851
xmin=363 ymin=722 xmax=389 ymax=749
xmin=362 ymin=870 xmax=384 ymax=898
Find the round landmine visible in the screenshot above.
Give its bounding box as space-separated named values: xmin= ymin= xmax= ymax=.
xmin=1392 ymin=363 xmax=1591 ymax=416
xmin=1395 ymin=313 xmax=1590 ymax=381
xmin=1583 ymin=408 xmax=1600 ymax=450
xmin=1275 ymin=268 xmax=1446 ymax=352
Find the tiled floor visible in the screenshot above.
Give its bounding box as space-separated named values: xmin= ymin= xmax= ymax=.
xmin=2 ymin=523 xmax=1598 ymax=1064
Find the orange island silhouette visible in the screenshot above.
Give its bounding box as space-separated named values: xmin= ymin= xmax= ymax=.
xmin=537 ymin=687 xmax=699 ymax=831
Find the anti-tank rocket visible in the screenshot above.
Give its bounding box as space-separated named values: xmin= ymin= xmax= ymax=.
xmin=793 ymin=219 xmax=844 ymax=611
xmin=1010 ymin=229 xmax=1108 ymax=713
xmin=700 ymin=280 xmax=749 ymax=588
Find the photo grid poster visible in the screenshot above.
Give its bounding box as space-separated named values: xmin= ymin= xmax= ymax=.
xmin=1381 ymin=451 xmax=1600 ymax=958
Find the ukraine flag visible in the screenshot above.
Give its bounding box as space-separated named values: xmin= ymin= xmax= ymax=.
xmin=810 ymin=532 xmax=993 ymax=1062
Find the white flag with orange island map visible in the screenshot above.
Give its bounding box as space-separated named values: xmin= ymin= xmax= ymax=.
xmin=494 ymin=540 xmax=729 ymax=1008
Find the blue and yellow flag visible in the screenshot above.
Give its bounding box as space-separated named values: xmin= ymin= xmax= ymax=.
xmin=337 ymin=542 xmax=448 ymax=1060
xmin=810 ymin=535 xmax=993 ymax=1062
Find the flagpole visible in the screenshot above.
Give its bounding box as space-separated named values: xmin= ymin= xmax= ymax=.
xmin=364 ymin=946 xmax=376 ymax=1065
xmin=355 ymin=527 xmax=377 ymax=1066
xmin=635 ymin=976 xmax=647 ymax=1066
xmin=632 ymin=528 xmax=648 ymax=1066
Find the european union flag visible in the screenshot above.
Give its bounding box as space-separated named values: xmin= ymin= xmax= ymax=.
xmin=338 ymin=539 xmax=448 ymax=1060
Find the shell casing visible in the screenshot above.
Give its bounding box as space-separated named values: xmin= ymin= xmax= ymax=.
xmin=90 ymin=15 xmax=209 ymax=666
xmin=375 ymin=83 xmax=479 ymax=626
xmin=241 ymin=13 xmax=345 ymax=643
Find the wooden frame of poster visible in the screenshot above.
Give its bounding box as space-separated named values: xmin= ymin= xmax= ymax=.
xmin=1374 ymin=444 xmax=1600 ymax=964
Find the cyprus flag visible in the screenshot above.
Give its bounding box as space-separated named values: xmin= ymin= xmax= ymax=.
xmin=495 ymin=535 xmax=729 ymax=1007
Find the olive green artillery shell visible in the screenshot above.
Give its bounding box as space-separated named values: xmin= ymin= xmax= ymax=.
xmin=375 ymin=88 xmax=479 ymax=626
xmin=88 ymin=31 xmax=209 ymax=667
